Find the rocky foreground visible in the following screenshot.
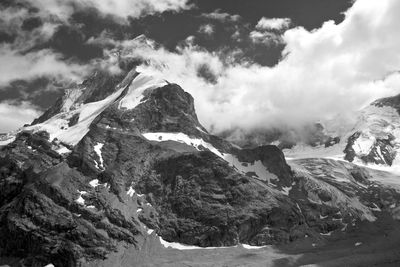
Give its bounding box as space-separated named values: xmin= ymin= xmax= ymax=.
xmin=0 ymin=67 xmax=400 ymax=266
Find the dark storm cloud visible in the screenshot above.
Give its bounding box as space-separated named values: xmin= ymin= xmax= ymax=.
xmin=48 ymin=25 xmax=104 ymax=61
xmin=21 ymin=16 xmax=43 ymax=31
xmin=0 ymin=32 xmax=15 ymax=44
xmin=0 ymin=77 xmax=67 ymax=109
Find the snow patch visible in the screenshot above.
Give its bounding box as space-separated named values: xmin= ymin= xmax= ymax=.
xmin=223 ymin=154 xmax=278 ymax=183
xmin=0 ymin=136 xmax=15 ymax=146
xmin=353 ymin=135 xmax=375 ymax=155
xmin=159 ymin=237 xmax=236 ymax=250
xmin=75 ymin=190 xmax=87 ymax=205
xmin=89 ymin=179 xmax=100 ymax=187
xmin=196 ymin=126 xmax=207 ymax=134
xmin=370 ymin=203 xmax=382 ymax=212
xmin=242 ymin=244 xmax=267 ymax=249
xmin=93 ymin=142 xmax=104 ymax=169
xmin=143 ymin=132 xmax=224 ymax=158
xmin=127 ymin=186 xmax=135 ymax=197
xmin=320 ymin=231 xmax=332 ymax=236
xmin=281 ymin=186 xmax=292 ymax=196
xmin=56 ymin=146 xmax=71 ymax=154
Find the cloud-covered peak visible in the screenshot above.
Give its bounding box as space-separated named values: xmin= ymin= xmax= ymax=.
xmin=110 ymin=0 xmax=400 ymax=134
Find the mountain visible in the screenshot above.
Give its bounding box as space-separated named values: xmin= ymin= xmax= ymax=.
xmin=224 ymin=93 xmax=400 ymax=170
xmin=280 ymin=94 xmax=400 ymax=170
xmin=1 ymin=67 xmax=400 ymax=266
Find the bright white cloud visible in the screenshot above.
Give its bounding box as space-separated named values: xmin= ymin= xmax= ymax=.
xmin=114 ymin=0 xmax=400 ymax=133
xmin=0 ymin=101 xmax=41 ymax=132
xmin=255 ymin=17 xmax=291 ymax=31
xmin=249 ymin=17 xmax=291 ymax=45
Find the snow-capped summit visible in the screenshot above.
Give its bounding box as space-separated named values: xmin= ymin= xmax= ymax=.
xmin=9 ymin=68 xmax=168 ymax=147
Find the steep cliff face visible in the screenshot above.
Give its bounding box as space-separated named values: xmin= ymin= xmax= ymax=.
xmin=1 ymin=68 xmax=400 ymax=266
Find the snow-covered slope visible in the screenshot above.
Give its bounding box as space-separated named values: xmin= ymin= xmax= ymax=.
xmin=25 ymin=86 xmax=126 ymax=146
xmin=284 ymin=101 xmax=400 ymax=172
xmin=118 ymin=74 xmax=167 ymax=109
xmin=13 ymin=71 xmax=166 ymax=147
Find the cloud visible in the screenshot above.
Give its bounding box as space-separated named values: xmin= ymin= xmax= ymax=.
xmin=0 ymin=45 xmax=88 ymax=87
xmin=249 ymin=17 xmax=291 ymax=45
xmin=255 ymin=17 xmax=291 ymax=31
xmin=24 ymin=0 xmax=192 ymax=22
xmin=249 ymin=31 xmax=283 ymax=45
xmin=0 ymin=101 xmax=41 ymax=132
xmin=198 ymin=24 xmax=215 ymax=35
xmin=201 ymin=10 xmax=241 ymax=22
xmin=113 ymin=0 xmax=400 ymax=134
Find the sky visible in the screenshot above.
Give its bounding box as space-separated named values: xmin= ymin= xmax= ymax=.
xmin=1 ymin=0 xmax=399 ymax=134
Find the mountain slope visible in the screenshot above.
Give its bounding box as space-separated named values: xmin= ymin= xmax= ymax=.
xmin=1 ymin=68 xmax=400 ymax=266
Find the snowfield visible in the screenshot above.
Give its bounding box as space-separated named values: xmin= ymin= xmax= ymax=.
xmin=284 ymin=104 xmax=400 ymax=174
xmin=118 ymin=73 xmax=167 ymax=109
xmin=20 ymin=72 xmax=167 ymax=146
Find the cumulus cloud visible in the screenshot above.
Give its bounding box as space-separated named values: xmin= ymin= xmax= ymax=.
xmin=0 ymin=101 xmax=41 ymax=132
xmin=113 ymin=0 xmax=400 ymax=133
xmin=255 ymin=17 xmax=291 ymax=31
xmin=249 ymin=17 xmax=291 ymax=45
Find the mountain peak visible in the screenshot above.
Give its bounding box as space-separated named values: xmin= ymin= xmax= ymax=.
xmin=2 ymin=65 xmax=400 ymax=266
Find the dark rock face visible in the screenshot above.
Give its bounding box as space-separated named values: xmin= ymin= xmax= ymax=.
xmin=344 ymin=132 xmax=361 ymax=162
xmin=373 ymin=93 xmax=400 ymax=115
xmin=137 ymin=151 xmax=303 ymax=247
xmin=0 ymin=132 xmax=140 ymax=266
xmin=233 ymin=145 xmax=293 ymax=187
xmin=361 ymin=136 xmax=396 ymax=165
xmin=324 ymin=136 xmax=340 ymax=148
xmin=344 ymin=132 xmax=397 ymax=166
